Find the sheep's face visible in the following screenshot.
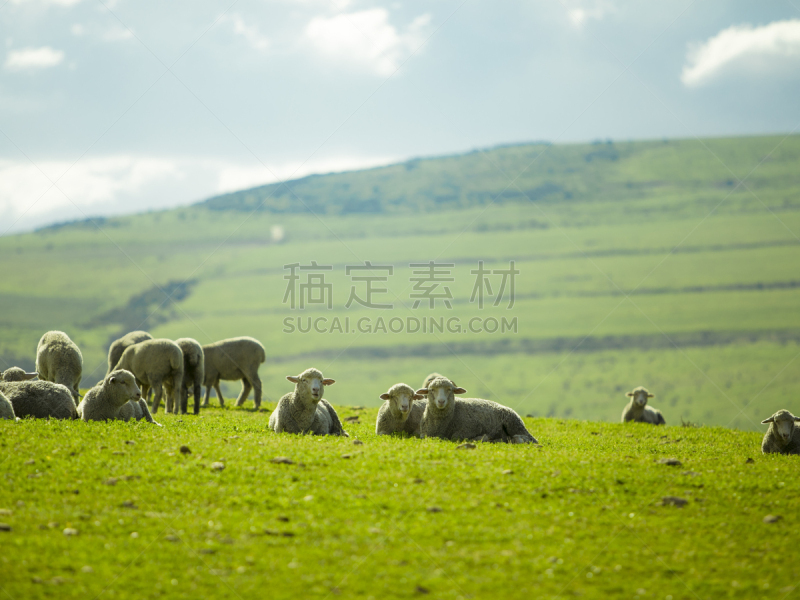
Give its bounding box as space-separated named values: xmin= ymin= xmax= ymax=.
xmin=762 ymin=410 xmax=800 ymax=445
xmin=107 ymin=370 xmax=141 ymax=404
xmin=627 ymin=387 xmax=653 ymax=408
xmin=1 ymin=367 xmax=38 ymax=382
xmin=415 ymin=378 xmax=466 ymax=410
xmin=380 ymin=384 xmax=423 ymax=416
xmin=287 ymin=368 xmax=335 ymax=403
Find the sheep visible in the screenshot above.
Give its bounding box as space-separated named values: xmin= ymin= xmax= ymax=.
xmin=1 ymin=367 xmax=38 ymax=382
xmin=106 ymin=331 xmax=153 ymax=376
xmin=176 ymin=338 xmax=204 ymax=415
xmin=269 ymin=368 xmax=348 ymax=436
xmin=36 ymin=330 xmax=83 ymax=404
xmin=112 ymin=338 xmax=183 ymax=415
xmin=201 ymin=337 xmax=265 ymax=409
xmin=0 ymin=390 xmax=14 ymax=420
xmin=0 ymin=379 xmax=77 ymax=419
xmin=422 ymin=372 xmax=445 ymax=388
xmin=761 ymin=409 xmax=800 ymax=455
xmin=416 ymin=377 xmax=537 ymax=443
xmin=77 ymin=370 xmax=160 ymax=425
xmin=376 ymin=383 xmax=426 ymax=436
xmin=621 ymin=386 xmax=665 ymax=425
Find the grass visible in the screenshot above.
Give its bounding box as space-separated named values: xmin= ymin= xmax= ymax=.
xmin=1 ymin=408 xmax=798 ymax=599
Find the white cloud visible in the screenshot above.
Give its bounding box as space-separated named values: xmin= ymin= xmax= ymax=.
xmin=10 ymin=0 xmax=84 ymax=6
xmin=4 ymin=46 xmax=64 ymax=71
xmin=682 ymin=19 xmax=800 ymax=87
xmin=565 ymin=1 xmax=614 ymax=29
xmin=102 ymin=27 xmax=134 ymax=42
xmin=305 ymin=9 xmax=432 ymax=76
xmin=226 ymin=14 xmax=269 ymax=51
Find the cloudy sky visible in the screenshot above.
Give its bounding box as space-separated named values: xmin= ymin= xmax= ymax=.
xmin=1 ymin=0 xmax=799 ymax=233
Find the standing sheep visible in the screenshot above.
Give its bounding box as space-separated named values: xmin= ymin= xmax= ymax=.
xmin=269 ymin=368 xmax=348 ymax=436
xmin=761 ymin=409 xmax=800 ymax=455
xmin=36 ymin=331 xmax=83 ymax=404
xmin=0 ymin=379 xmax=77 ymax=419
xmin=376 ymin=383 xmax=426 ymax=437
xmin=0 ymin=390 xmax=14 ymax=420
xmin=77 ymin=370 xmax=160 ymax=425
xmin=621 ymin=386 xmax=665 ymax=425
xmin=176 ymin=338 xmax=204 ymax=415
xmin=112 ymin=339 xmax=183 ymax=415
xmin=201 ymin=337 xmax=265 ymax=409
xmin=416 ymin=377 xmax=537 ymax=443
xmin=106 ymin=331 xmax=153 ymax=375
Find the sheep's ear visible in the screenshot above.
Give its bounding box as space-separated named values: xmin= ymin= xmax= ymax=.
xmin=795 ymin=416 xmax=800 ymax=422
xmin=23 ymin=372 xmax=38 ymax=381
xmin=415 ymin=388 xmax=429 ymax=395
xmin=286 ymin=376 xmax=300 ymax=384
xmin=626 ymin=392 xmax=634 ymax=397
xmin=453 ymin=387 xmax=467 ymax=394
xmin=322 ymin=378 xmax=335 ymax=386
xmin=109 ymin=376 xmax=116 ymax=384
xmin=647 ymin=393 xmax=654 ymax=398
xmin=380 ymin=393 xmax=391 ymax=401
xmin=762 ymin=417 xmax=775 ymax=424
xmin=412 ymin=394 xmax=425 ymax=400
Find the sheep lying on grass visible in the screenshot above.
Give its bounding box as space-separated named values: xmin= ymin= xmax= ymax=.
xmin=0 ymin=390 xmax=14 ymax=420
xmin=106 ymin=331 xmax=153 ymax=375
xmin=201 ymin=337 xmax=265 ymax=409
xmin=36 ymin=331 xmax=83 ymax=404
xmin=112 ymin=339 xmax=183 ymax=415
xmin=376 ymin=383 xmax=426 ymax=436
xmin=621 ymin=386 xmax=665 ymax=425
xmin=176 ymin=337 xmax=204 ymax=415
xmin=269 ymin=368 xmax=348 ymax=436
xmin=0 ymin=373 xmax=77 ymax=419
xmin=761 ymin=409 xmax=800 ymax=455
xmin=78 ymin=370 xmax=160 ymax=425
xmin=416 ymin=377 xmax=537 ymax=443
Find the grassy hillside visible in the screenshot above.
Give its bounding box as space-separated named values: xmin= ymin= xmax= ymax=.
xmin=1 ymin=411 xmax=798 ymax=599
xmin=1 ymin=134 xmax=799 ymax=429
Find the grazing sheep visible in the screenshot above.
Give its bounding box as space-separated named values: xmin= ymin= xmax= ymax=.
xmin=376 ymin=383 xmax=426 ymax=436
xmin=0 ymin=390 xmax=14 ymax=420
xmin=106 ymin=331 xmax=153 ymax=375
xmin=112 ymin=339 xmax=183 ymax=415
xmin=0 ymin=380 xmax=77 ymax=419
xmin=174 ymin=338 xmax=204 ymax=415
xmin=78 ymin=370 xmax=160 ymax=425
xmin=761 ymin=410 xmax=800 ymax=455
xmin=36 ymin=331 xmax=83 ymax=404
xmin=416 ymin=377 xmax=537 ymax=443
xmin=201 ymin=337 xmax=265 ymax=409
xmin=621 ymin=386 xmax=665 ymax=425
xmin=269 ymin=368 xmax=348 ymax=436
xmin=422 ymin=372 xmax=445 ymax=389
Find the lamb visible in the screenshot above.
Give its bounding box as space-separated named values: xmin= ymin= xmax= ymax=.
xmin=36 ymin=330 xmax=83 ymax=404
xmin=77 ymin=370 xmax=160 ymax=425
xmin=761 ymin=409 xmax=800 ymax=455
xmin=176 ymin=338 xmax=204 ymax=415
xmin=0 ymin=390 xmax=14 ymax=420
xmin=0 ymin=379 xmax=77 ymax=419
xmin=621 ymin=386 xmax=665 ymax=425
xmin=375 ymin=383 xmax=426 ymax=436
xmin=201 ymin=337 xmax=265 ymax=409
xmin=416 ymin=377 xmax=537 ymax=443
xmin=106 ymin=331 xmax=153 ymax=375
xmin=112 ymin=338 xmax=183 ymax=414
xmin=269 ymin=368 xmax=348 ymax=436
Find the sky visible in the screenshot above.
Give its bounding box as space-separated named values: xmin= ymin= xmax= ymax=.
xmin=1 ymin=0 xmax=799 ymax=233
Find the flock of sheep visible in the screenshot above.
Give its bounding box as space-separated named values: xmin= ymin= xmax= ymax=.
xmin=1 ymin=330 xmax=798 ymax=454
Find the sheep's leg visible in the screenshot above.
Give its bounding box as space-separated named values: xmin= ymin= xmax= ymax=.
xmin=192 ymin=382 xmax=202 ymax=415
xmin=235 ymin=380 xmax=252 ymax=407
xmin=165 ymin=385 xmax=174 ymax=414
xmin=150 ymin=379 xmax=164 ymax=414
xmin=203 ymin=385 xmax=211 ymax=408
xmin=250 ymin=374 xmax=262 ymax=410
xmin=171 ymin=372 xmax=184 ymax=414
xmin=180 ymin=387 xmax=188 ymax=414
xmin=214 ymin=381 xmax=225 ymax=408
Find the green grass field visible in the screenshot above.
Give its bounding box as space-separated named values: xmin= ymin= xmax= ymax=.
xmin=1 ymin=409 xmax=798 ymax=600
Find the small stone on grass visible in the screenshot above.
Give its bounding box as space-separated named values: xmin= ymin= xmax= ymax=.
xmin=211 ymin=462 xmax=225 ymax=471
xmin=657 ymin=458 xmax=682 ymax=466
xmin=456 ymin=443 xmax=476 ymax=450
xmin=764 ymin=514 xmax=782 ymax=524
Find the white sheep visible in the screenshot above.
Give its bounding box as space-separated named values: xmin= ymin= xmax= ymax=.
xmin=176 ymin=337 xmax=204 ymax=415
xmin=416 ymin=377 xmax=537 ymax=443
xmin=0 ymin=376 xmax=77 ymax=419
xmin=375 ymin=383 xmax=426 ymax=436
xmin=761 ymin=409 xmax=800 ymax=455
xmin=112 ymin=338 xmax=184 ymax=415
xmin=78 ymin=370 xmax=160 ymax=425
xmin=106 ymin=331 xmax=153 ymax=375
xmin=0 ymin=390 xmax=14 ymax=420
xmin=269 ymin=368 xmax=348 ymax=436
xmin=621 ymin=386 xmax=665 ymax=425
xmin=36 ymin=331 xmax=83 ymax=404
xmin=201 ymin=337 xmax=265 ymax=409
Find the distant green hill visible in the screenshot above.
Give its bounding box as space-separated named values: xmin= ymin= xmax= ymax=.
xmin=2 ymin=134 xmax=799 ymax=429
